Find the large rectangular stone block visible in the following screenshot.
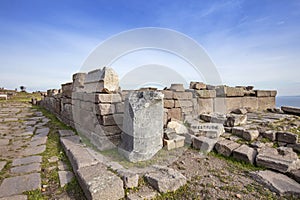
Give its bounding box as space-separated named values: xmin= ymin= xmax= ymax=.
xmin=216 ymin=86 xmax=244 ymax=97
xmin=167 ymin=108 xmax=182 ymax=121
xmin=95 ymin=94 xmax=122 ymax=103
xmin=119 ymin=91 xmax=164 ymax=162
xmin=164 ymin=100 xmax=175 ymax=108
xmin=198 ymin=98 xmax=213 ymax=113
xmin=95 ymin=103 xmax=115 ymax=115
xmin=257 ymin=97 xmax=275 ymax=110
xmin=242 ymin=97 xmax=258 ymax=110
xmin=101 ymin=114 xmax=123 ymax=126
xmin=173 ymin=92 xmax=193 ymax=100
xmin=161 ymin=90 xmax=173 ymax=99
xmin=255 ymin=90 xmax=277 ymax=97
xmin=174 ymin=100 xmax=193 ymax=108
xmin=195 ymin=90 xmax=216 ymax=98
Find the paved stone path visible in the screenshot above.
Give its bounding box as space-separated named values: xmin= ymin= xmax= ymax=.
xmin=0 ymin=102 xmax=49 ymax=199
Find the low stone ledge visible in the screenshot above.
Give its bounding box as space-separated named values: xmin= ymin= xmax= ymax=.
xmin=77 ymin=164 xmax=124 ymax=200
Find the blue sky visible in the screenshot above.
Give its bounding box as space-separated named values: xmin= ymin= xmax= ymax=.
xmin=0 ymin=0 xmax=299 ymax=95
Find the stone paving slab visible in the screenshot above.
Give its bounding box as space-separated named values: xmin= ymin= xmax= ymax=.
xmin=0 ymin=173 xmax=41 ymax=198
xmin=29 ymin=136 xmax=47 ymax=147
xmin=0 ymin=139 xmax=9 ymax=145
xmin=58 ymin=171 xmax=74 ymax=187
xmin=12 ymin=156 xmax=42 ymax=166
xmin=0 ymin=195 xmax=27 ymax=200
xmin=22 ymin=145 xmax=46 ymax=156
xmin=11 ymin=163 xmax=41 ymax=174
xmin=0 ymin=161 xmax=7 ymax=171
xmin=58 ymin=161 xmax=69 ymax=171
xmin=35 ymin=127 xmax=49 ymax=135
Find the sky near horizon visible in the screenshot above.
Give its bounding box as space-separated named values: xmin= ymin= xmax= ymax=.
xmin=0 ymin=0 xmax=300 ymax=95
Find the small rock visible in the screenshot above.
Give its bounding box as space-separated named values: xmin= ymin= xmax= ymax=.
xmin=145 ymin=165 xmax=187 ymax=193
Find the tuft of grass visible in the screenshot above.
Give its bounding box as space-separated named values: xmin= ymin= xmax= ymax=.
xmin=24 ymin=189 xmax=43 ymax=200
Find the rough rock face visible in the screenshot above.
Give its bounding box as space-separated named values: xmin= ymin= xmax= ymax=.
xmin=84 ymin=67 xmax=119 ymax=93
xmin=145 ymin=165 xmax=187 ymax=193
xmin=251 ymin=170 xmax=300 ymax=196
xmin=256 ymin=147 xmax=300 ymax=173
xmin=118 ymin=91 xmax=164 ymax=162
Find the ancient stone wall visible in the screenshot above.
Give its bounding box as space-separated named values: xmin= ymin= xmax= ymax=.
xmin=39 ymin=68 xmax=276 ymax=152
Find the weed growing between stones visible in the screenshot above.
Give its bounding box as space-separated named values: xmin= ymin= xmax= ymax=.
xmin=25 ymin=106 xmax=85 ymax=200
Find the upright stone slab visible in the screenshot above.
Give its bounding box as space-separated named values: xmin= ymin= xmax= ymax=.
xmin=119 ymin=91 xmax=164 ymax=162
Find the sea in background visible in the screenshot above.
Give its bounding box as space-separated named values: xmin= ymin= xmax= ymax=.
xmin=276 ymin=96 xmax=300 ymax=108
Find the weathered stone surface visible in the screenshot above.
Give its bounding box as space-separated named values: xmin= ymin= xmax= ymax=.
xmin=224 ymin=114 xmax=247 ymax=127
xmin=256 ymin=147 xmax=300 ymax=173
xmin=0 ymin=195 xmax=27 ymax=200
xmin=68 ymin=146 xmax=99 ymax=170
xmin=101 ymin=114 xmax=123 ymax=126
xmin=281 ymin=106 xmax=300 ymax=116
xmin=261 ymin=130 xmax=276 ymax=141
xmin=173 ymin=92 xmax=193 ymax=100
xmin=145 ymin=165 xmax=186 ymax=193
xmin=174 ymin=100 xmax=192 ymax=108
xmin=233 ymin=145 xmax=257 ymax=164
xmin=195 ymin=90 xmax=216 ymax=98
xmin=257 ymin=97 xmax=276 ymax=110
xmin=191 ymin=123 xmax=224 ymax=138
xmin=58 ymin=130 xmax=75 ymax=137
xmin=197 ymin=98 xmax=213 ymax=113
xmin=200 ymin=113 xmax=226 ymax=124
xmin=60 ymin=136 xmax=81 ymax=152
xmin=0 ymin=161 xmax=6 ymax=172
xmin=215 ymin=139 xmax=240 ymax=157
xmin=167 ymin=108 xmax=182 ymax=121
xmin=161 ymin=90 xmax=173 ymax=99
xmin=29 ymin=136 xmax=47 ymax=147
xmin=242 ymin=129 xmax=259 ymax=141
xmin=192 ymin=136 xmax=218 ymax=152
xmin=164 ymin=139 xmax=176 ymax=150
xmin=0 ymin=139 xmax=9 ymax=146
xmin=96 ymin=103 xmax=115 ymax=115
xmin=170 ymin=84 xmax=185 ymax=92
xmin=167 ymin=120 xmax=188 ymax=134
xmin=72 ymin=72 xmax=86 ymax=92
xmin=251 ymin=170 xmax=300 ymax=196
xmin=22 ymin=145 xmax=46 ymax=156
xmin=95 ymin=94 xmax=122 ymax=103
xmin=61 ymin=82 xmax=73 ymax=98
xmin=255 ymin=90 xmax=277 ymax=97
xmin=164 ymin=99 xmax=174 ymax=108
xmin=118 ymin=169 xmax=139 ymax=188
xmin=84 ymin=67 xmax=119 ymax=93
xmin=77 ymin=164 xmax=124 ymax=200
xmin=0 ymin=173 xmax=41 ymax=198
xmin=276 ymin=131 xmax=298 ymax=144
xmin=11 ymin=163 xmax=41 ymax=174
xmin=115 ymin=102 xmax=124 ymax=113
xmin=127 ymin=189 xmax=157 ymax=200
xmin=190 ymin=82 xmax=206 ymax=90
xmin=119 ymin=91 xmax=164 ymax=162
xmin=289 ymin=169 xmax=300 ymax=183
xmin=231 ymin=127 xmax=245 ymax=137
xmin=48 ymin=156 xmax=59 ymax=163
xmin=58 ymin=171 xmax=74 ymax=187
xmin=216 ymin=86 xmax=244 ymax=97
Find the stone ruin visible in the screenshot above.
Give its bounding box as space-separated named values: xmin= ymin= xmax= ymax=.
xmin=39 ymin=66 xmax=277 ymax=162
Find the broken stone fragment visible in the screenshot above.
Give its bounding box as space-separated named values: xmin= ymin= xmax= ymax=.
xmin=276 ymin=131 xmax=298 ymax=144
xmin=145 ymin=165 xmax=186 ymax=193
xmin=214 ymin=139 xmax=240 ymax=157
xmin=232 ymin=145 xmax=257 ymax=165
xmin=224 ymin=114 xmax=247 ymax=127
xmin=256 ymin=147 xmax=300 ymax=173
xmin=192 ymin=136 xmax=218 ymax=153
xmin=242 ymin=129 xmax=259 ymax=141
xmin=167 ymin=119 xmax=188 ymax=134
